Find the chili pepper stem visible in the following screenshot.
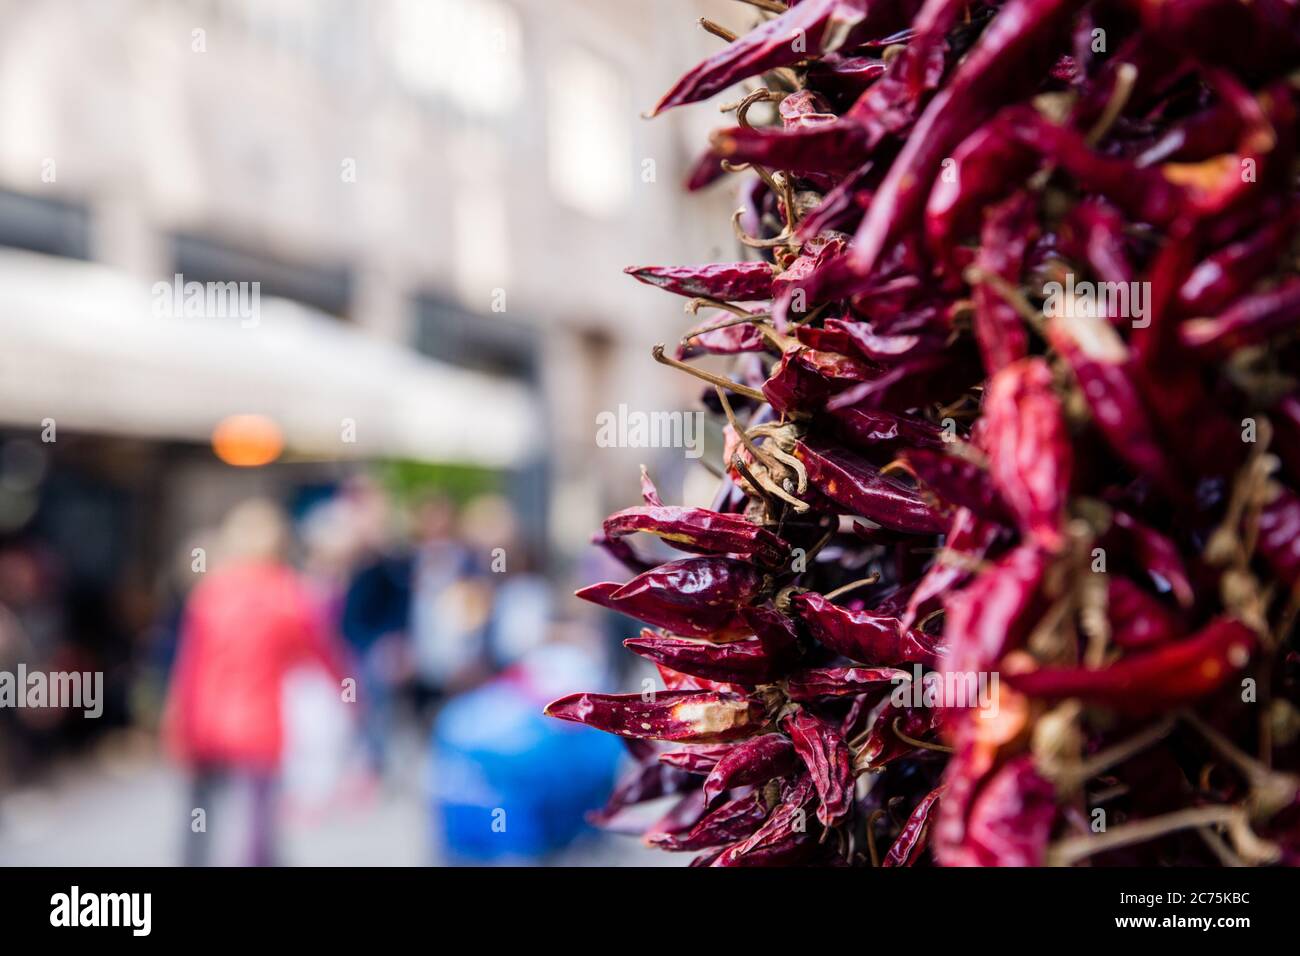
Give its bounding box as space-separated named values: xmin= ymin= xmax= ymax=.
xmin=1054 ymin=715 xmax=1176 ymax=791
xmin=652 ymin=344 xmax=768 ymax=402
xmin=685 ymin=296 xmax=769 ymax=320
xmin=734 ymin=0 xmax=788 ymax=13
xmin=864 ymin=808 xmax=886 ymax=867
xmin=699 ymin=18 xmax=738 ymax=43
xmin=1180 ymin=710 xmax=1299 ymax=816
xmin=823 ymin=573 xmax=882 ymax=601
xmin=731 ymin=208 xmax=794 ymax=249
xmin=963 ymin=266 xmax=1047 ymax=336
xmin=1198 ymin=826 xmax=1246 ymax=867
xmin=680 ymin=312 xmax=771 ymax=344
xmin=891 ymin=717 xmax=954 ymax=754
xmin=1085 ymin=62 xmax=1138 ymax=147
xmin=1047 ymin=805 xmax=1275 ymax=866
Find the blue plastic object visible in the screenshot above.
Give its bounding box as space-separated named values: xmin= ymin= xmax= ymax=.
xmin=430 ymin=679 xmax=622 ymax=862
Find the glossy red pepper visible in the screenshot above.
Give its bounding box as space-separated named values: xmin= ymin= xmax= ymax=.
xmin=702 ymin=733 xmax=800 ymax=806
xmin=624 ymin=262 xmax=774 ymax=301
xmin=543 ymin=690 xmax=766 ymax=743
xmin=883 ymin=785 xmax=945 ymax=866
xmin=793 ymin=590 xmax=941 ymax=666
xmin=794 ymin=438 xmax=948 ymax=533
xmin=603 ymin=506 xmax=790 ymax=567
xmin=982 ymin=358 xmax=1072 ymax=551
xmin=1006 ymin=617 xmax=1257 ymax=712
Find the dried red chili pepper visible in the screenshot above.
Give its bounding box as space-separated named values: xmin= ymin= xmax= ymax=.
xmin=936 ymin=755 xmax=1056 ymax=867
xmin=782 ymin=711 xmax=855 ymax=827
xmin=650 ymin=0 xmax=910 ymax=116
xmin=785 ymin=665 xmax=910 ymax=701
xmin=793 ymin=590 xmax=941 ymax=666
xmin=794 ymin=438 xmax=948 ymax=533
xmin=624 ymin=262 xmax=774 ymax=301
xmin=603 ymin=506 xmax=790 ymax=567
xmin=658 ymin=743 xmax=735 ymax=775
xmin=647 ymin=790 xmax=769 ymax=851
xmin=543 ymin=690 xmax=765 ymax=743
xmin=883 ymin=785 xmax=945 ymax=866
xmin=624 ymin=630 xmax=791 ymax=685
xmin=982 ymin=358 xmax=1072 ymax=551
xmin=1006 ymin=617 xmax=1256 ymax=712
xmin=1107 ymin=576 xmax=1181 ymax=650
xmin=711 ymin=775 xmax=821 ymax=867
xmin=702 ymin=733 xmax=800 ymax=806
xmin=942 ymin=544 xmax=1048 ymax=674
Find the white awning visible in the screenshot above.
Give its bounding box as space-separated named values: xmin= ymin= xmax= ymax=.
xmin=0 ymin=249 xmax=537 ymax=467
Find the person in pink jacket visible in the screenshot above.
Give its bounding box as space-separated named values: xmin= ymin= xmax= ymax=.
xmin=163 ymin=498 xmax=347 ymax=866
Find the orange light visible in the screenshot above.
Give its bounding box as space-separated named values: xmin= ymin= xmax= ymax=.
xmin=211 ymin=414 xmax=283 ymax=467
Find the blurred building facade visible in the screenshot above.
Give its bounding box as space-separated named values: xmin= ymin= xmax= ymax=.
xmin=0 ymin=0 xmax=741 ymax=567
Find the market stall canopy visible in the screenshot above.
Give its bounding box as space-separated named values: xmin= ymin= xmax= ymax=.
xmin=0 ymin=249 xmax=537 ymax=466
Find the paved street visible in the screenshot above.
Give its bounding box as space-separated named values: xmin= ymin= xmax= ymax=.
xmin=0 ymin=731 xmax=671 ymax=867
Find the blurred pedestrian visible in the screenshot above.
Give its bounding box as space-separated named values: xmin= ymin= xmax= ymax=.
xmin=338 ymin=477 xmax=411 ymax=775
xmin=409 ymin=494 xmax=492 ymax=702
xmin=162 ymin=498 xmax=346 ymax=866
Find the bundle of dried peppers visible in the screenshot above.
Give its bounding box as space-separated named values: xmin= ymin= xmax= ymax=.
xmin=546 ymin=0 xmax=1300 ymax=866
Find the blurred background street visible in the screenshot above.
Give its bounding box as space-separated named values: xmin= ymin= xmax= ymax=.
xmin=0 ymin=0 xmax=747 ymax=865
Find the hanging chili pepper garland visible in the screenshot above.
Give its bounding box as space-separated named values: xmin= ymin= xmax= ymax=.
xmin=546 ymin=0 xmax=1300 ymax=867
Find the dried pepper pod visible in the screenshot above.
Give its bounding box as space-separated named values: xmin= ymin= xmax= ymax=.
xmin=901 ymin=447 xmax=1010 ymax=523
xmin=942 ymin=544 xmax=1048 ymax=675
xmin=828 ymin=404 xmax=947 ymax=453
xmin=577 ymin=555 xmax=768 ymax=640
xmin=712 ymin=776 xmax=822 ymax=866
xmin=1046 ymin=309 xmax=1180 ymax=495
xmin=782 ymin=711 xmax=856 ymax=827
xmin=624 ymin=262 xmax=774 ymax=301
xmin=1006 ymin=617 xmax=1257 ymax=713
xmin=647 ymin=790 xmax=769 ymax=852
xmin=543 ymin=690 xmax=765 ymax=743
xmin=785 ymin=665 xmax=911 ymax=701
xmin=650 ymin=0 xmax=903 ymax=115
xmin=982 ymin=358 xmax=1072 ymax=551
xmin=936 ymin=755 xmax=1057 ymax=866
xmin=603 ymin=506 xmax=790 ymax=567
xmin=575 ymin=580 xmax=748 ymax=641
xmin=702 ymin=733 xmax=801 ymax=806
xmin=882 ymin=785 xmax=945 ymax=866
xmin=853 ymin=700 xmax=945 ymax=773
xmin=624 ymin=631 xmax=790 ymax=685
xmin=795 ymin=439 xmax=948 ymax=533
xmin=1106 ymin=576 xmax=1182 ymax=650
xmin=658 ymin=743 xmax=735 ymax=775
xmin=793 ymin=590 xmax=941 ymax=665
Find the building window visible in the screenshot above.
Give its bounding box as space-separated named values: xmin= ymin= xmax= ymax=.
xmin=545 ymin=46 xmax=632 ymax=219
xmin=391 ymin=0 xmax=523 ymax=118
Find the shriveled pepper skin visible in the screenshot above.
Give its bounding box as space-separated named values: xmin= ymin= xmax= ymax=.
xmin=795 ymin=439 xmax=948 ymax=533
xmin=782 ymin=711 xmax=856 ymax=827
xmin=702 ymin=733 xmax=800 ymax=805
xmin=603 ymin=506 xmax=790 ymax=567
xmin=543 ymin=691 xmax=765 ymax=743
xmin=793 ymin=590 xmax=941 ymax=665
